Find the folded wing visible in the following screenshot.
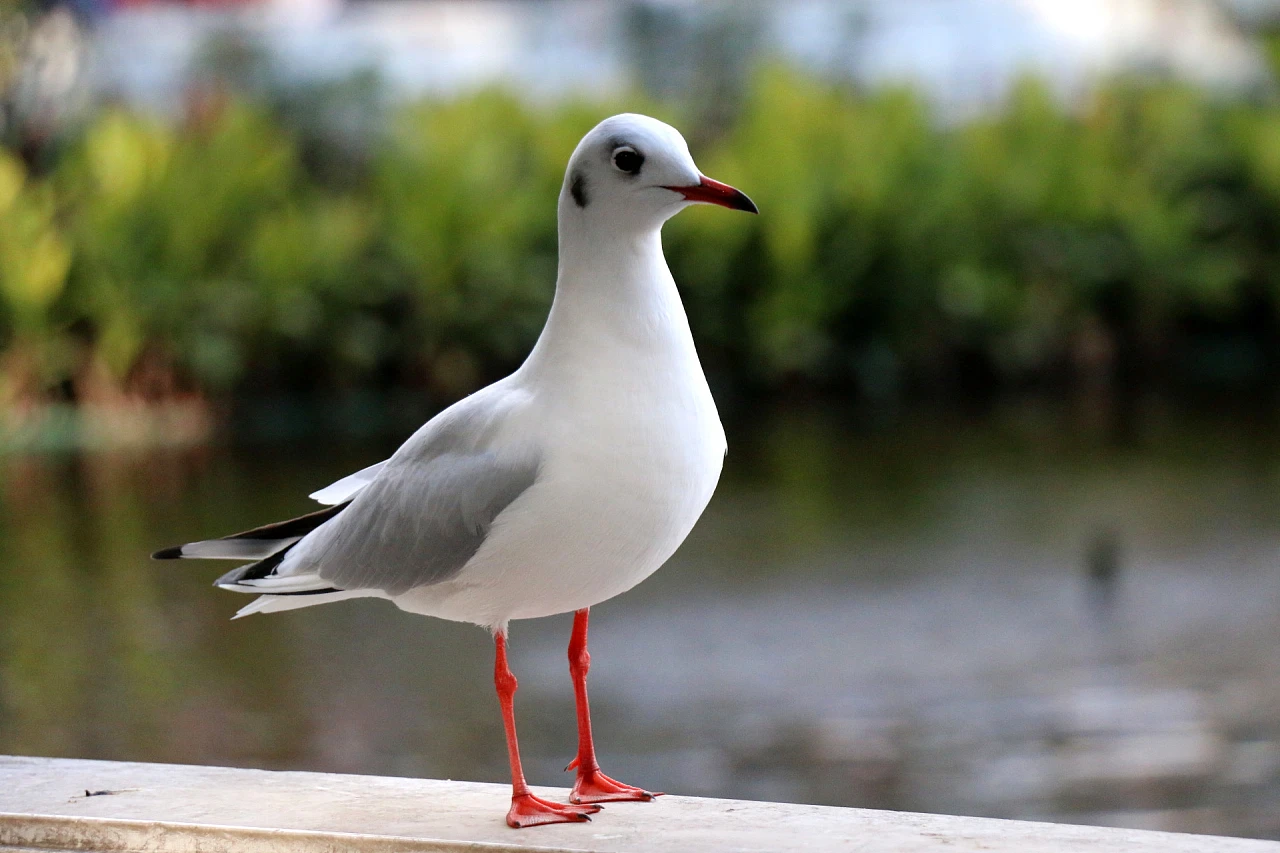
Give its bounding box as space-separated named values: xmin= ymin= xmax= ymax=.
xmin=299 ymin=449 xmax=540 ymax=596
xmin=153 ymin=383 xmax=541 ymax=615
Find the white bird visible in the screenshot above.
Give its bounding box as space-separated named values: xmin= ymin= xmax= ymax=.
xmin=154 ymin=113 xmax=757 ymax=828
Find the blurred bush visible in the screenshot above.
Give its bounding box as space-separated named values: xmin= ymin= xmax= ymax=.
xmin=5 ymin=67 xmax=1280 ymax=410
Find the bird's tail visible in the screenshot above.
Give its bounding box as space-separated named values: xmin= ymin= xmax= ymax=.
xmin=152 ymin=502 xmax=350 ymax=600
xmin=230 ymin=588 xmax=375 ymax=619
xmin=152 ymin=502 xmax=348 ymax=562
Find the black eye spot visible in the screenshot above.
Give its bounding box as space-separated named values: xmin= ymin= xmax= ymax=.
xmin=612 ymin=146 xmax=643 ymax=176
xmin=570 ymin=171 xmax=589 ymax=208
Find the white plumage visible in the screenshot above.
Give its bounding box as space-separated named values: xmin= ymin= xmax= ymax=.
xmin=162 ymin=114 xmax=751 ymax=633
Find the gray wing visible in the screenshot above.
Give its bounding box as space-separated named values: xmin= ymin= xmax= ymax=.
xmin=284 ymin=386 xmax=540 ymax=596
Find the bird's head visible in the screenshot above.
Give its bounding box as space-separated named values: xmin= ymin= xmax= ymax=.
xmin=560 ymin=113 xmax=757 ymax=230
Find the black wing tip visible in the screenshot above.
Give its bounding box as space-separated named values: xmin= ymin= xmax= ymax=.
xmin=154 ymin=501 xmax=352 ymax=565
xmin=284 ymin=587 xmax=343 ymax=596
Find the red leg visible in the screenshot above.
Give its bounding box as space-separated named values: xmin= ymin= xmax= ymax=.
xmin=494 ymin=630 xmax=601 ymax=828
xmin=566 ymin=609 xmax=662 ymax=804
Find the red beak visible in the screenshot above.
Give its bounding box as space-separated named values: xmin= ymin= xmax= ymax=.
xmin=664 ymin=176 xmax=758 ymax=214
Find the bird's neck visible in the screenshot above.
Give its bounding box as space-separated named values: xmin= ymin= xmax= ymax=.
xmin=523 ymin=219 xmax=696 ymax=375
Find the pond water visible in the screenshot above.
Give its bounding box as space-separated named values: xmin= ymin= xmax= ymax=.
xmin=1 ymin=398 xmax=1278 ymax=839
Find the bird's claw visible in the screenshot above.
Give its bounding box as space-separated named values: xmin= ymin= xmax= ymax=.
xmin=506 ymin=793 xmax=601 ymax=828
xmin=570 ymin=769 xmax=662 ymax=804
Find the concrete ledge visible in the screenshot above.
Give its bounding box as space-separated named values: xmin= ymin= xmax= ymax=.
xmin=1 ymin=756 xmax=1275 ymax=853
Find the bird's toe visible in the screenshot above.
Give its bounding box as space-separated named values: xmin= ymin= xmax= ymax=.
xmin=506 ymin=793 xmax=601 ymax=828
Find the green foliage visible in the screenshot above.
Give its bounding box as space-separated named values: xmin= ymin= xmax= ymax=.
xmin=6 ymin=69 xmax=1280 ymax=407
xmin=0 ymin=152 xmax=70 ymax=328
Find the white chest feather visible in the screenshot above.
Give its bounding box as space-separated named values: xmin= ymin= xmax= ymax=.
xmin=394 ymin=227 xmax=725 ymax=627
xmin=402 ymin=355 xmax=724 ymax=626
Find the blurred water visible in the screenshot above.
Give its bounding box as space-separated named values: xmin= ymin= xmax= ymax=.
xmin=1 ymin=398 xmax=1278 ymax=839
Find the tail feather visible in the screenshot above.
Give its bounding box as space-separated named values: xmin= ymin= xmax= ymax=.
xmin=154 ymin=502 xmax=354 ymax=602
xmin=233 ymin=588 xmax=375 ymax=619
xmin=158 ymin=538 xmax=300 ymax=561
xmin=152 ymin=502 xmax=350 ymax=561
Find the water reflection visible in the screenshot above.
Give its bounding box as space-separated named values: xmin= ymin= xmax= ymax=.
xmin=1 ymin=400 xmax=1277 ymax=839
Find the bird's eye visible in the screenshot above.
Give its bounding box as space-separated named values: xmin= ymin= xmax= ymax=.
xmin=612 ymin=146 xmax=644 ymax=175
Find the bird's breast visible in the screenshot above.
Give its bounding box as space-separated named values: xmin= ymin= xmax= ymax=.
xmin=479 ymin=358 xmax=724 ymax=618
xmin=404 ymin=328 xmax=727 ymax=625
xmin=546 ymin=368 xmax=723 ymax=524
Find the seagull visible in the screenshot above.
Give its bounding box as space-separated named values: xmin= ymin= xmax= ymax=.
xmin=153 ymin=113 xmax=757 ymax=828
